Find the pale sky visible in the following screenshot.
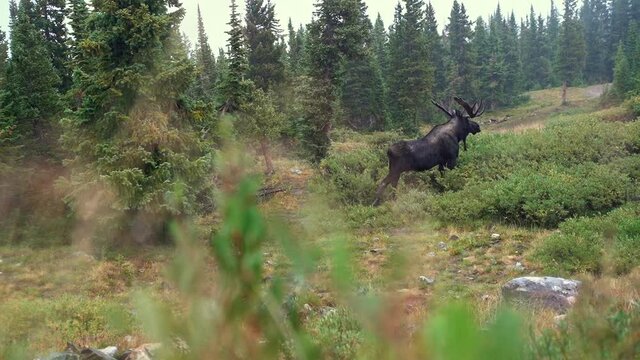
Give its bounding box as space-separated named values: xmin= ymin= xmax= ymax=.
xmin=0 ymin=0 xmax=563 ymax=52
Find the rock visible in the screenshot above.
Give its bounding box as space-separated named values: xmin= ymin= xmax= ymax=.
xmin=290 ymin=168 xmax=303 ymax=175
xmin=502 ymin=277 xmax=581 ymax=313
xmin=40 ymin=353 xmax=80 ymax=360
xmin=491 ymin=233 xmax=501 ymax=241
xmin=427 ymin=252 xmax=436 ymax=257
xmin=303 ymin=303 xmax=313 ymax=312
xmin=122 ymin=344 xmax=161 ymax=360
xmin=99 ymin=347 xmax=118 ymax=358
xmin=514 ymin=262 xmax=525 ymax=272
xmin=79 ymin=348 xmax=117 ymax=360
xmin=320 ymin=306 xmax=336 ymax=317
xmin=449 ymin=234 xmax=459 ymax=241
xmin=438 ymin=242 xmax=447 ymax=250
xmin=482 ymin=294 xmax=491 ymax=302
xmin=419 ymin=276 xmax=435 ymax=286
xmin=369 ymin=248 xmax=384 ymax=254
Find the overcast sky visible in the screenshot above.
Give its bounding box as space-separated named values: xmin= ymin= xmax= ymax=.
xmin=0 ymin=0 xmax=562 ymax=52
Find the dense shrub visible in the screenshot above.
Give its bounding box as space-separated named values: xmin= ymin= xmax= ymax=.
xmin=535 ymin=205 xmax=640 ymax=274
xmin=432 ymin=163 xmax=630 ymax=227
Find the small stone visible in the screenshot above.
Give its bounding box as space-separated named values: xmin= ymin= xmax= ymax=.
xmin=449 ymin=234 xmax=460 ymax=241
xmin=419 ymin=276 xmax=435 ymax=286
xmin=438 ymin=242 xmax=447 ymax=250
xmin=482 ymin=294 xmax=491 ymax=302
xmin=514 ymin=262 xmax=525 ymax=272
xmin=491 ymin=233 xmax=501 ymax=241
xmin=303 ymin=303 xmax=313 ymax=312
xmin=290 ymin=168 xmax=303 ymax=175
xmin=99 ymin=347 xmax=118 ymax=357
xmin=369 ymin=248 xmax=384 ymax=254
xmin=427 ymin=252 xmax=436 ymax=257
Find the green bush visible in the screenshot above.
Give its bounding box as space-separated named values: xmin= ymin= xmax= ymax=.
xmin=307 ymin=309 xmax=363 ymax=360
xmin=535 ymin=205 xmax=640 ymax=274
xmin=433 ymin=163 xmax=630 ymax=227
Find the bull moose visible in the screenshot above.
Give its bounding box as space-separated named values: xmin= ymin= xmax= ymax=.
xmin=373 ymin=97 xmax=484 ymax=206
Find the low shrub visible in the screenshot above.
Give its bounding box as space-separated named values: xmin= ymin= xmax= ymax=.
xmin=432 ymin=163 xmax=630 ymax=227
xmin=534 ymin=205 xmax=640 ymax=275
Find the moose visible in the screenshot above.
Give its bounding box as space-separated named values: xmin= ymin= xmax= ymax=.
xmin=373 ymin=97 xmax=484 ymax=206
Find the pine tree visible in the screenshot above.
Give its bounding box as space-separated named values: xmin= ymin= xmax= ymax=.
xmin=446 ymin=0 xmax=474 ymax=100
xmin=425 ymin=2 xmax=445 ymax=96
xmin=0 ymin=29 xmax=7 ymax=88
xmin=193 ymin=5 xmax=217 ymax=101
xmin=304 ymin=0 xmax=370 ymax=159
xmin=245 ymin=0 xmax=284 ymax=90
xmin=502 ymin=12 xmax=522 ymax=103
xmin=556 ymin=0 xmax=586 ymax=103
xmin=547 ymin=0 xmax=561 ymax=84
xmin=68 ymin=0 xmax=89 ymax=47
xmin=522 ymin=7 xmax=540 ymax=89
xmin=582 ymin=0 xmax=610 ymax=83
xmin=613 ymin=42 xmax=633 ymax=96
xmin=471 ymin=17 xmax=491 ymax=98
xmin=371 ymin=14 xmax=388 ymax=76
xmin=9 ymin=0 xmax=18 ymax=26
xmin=34 ymin=0 xmax=70 ymax=91
xmin=1 ymin=3 xmax=60 ymax=146
xmin=219 ymin=0 xmax=251 ymax=113
xmin=60 ymin=0 xmax=212 ymax=241
xmin=286 ymin=19 xmax=304 ymax=77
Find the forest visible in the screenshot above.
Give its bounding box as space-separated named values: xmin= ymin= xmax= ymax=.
xmin=2 ymin=0 xmax=640 ymax=358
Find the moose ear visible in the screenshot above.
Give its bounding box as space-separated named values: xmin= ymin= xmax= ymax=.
xmin=431 ymin=100 xmax=452 ymax=117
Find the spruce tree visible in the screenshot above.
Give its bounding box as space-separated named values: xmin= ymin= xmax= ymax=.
xmin=245 ymin=0 xmax=284 ymax=90
xmin=613 ymin=42 xmax=633 ymax=96
xmin=471 ymin=17 xmax=491 ymax=98
xmin=34 ymin=0 xmax=70 ymax=91
xmin=68 ymin=0 xmax=89 ymax=47
xmin=446 ymin=0 xmax=474 ymax=100
xmin=193 ymin=5 xmax=217 ymax=101
xmin=556 ymin=0 xmax=586 ymax=98
xmin=425 ymin=2 xmax=445 ymax=96
xmin=582 ymin=0 xmax=610 ymax=83
xmin=2 ymin=4 xmax=60 ymax=146
xmin=61 ymin=0 xmax=212 ymax=241
xmin=502 ymin=13 xmax=522 ymax=104
xmin=286 ymin=19 xmax=304 ymax=77
xmin=371 ymin=14 xmax=388 ymax=76
xmin=547 ymin=0 xmax=561 ymax=84
xmin=304 ymin=0 xmax=370 ymax=159
xmin=0 ymin=29 xmax=7 ymax=88
xmin=219 ymin=0 xmax=251 ymax=113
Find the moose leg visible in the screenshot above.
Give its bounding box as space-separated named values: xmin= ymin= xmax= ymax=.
xmin=389 ymin=172 xmax=401 ymax=200
xmin=438 ymin=164 xmax=446 ymax=177
xmin=373 ymin=174 xmax=392 ymax=206
xmin=463 ymin=139 xmax=468 ymax=151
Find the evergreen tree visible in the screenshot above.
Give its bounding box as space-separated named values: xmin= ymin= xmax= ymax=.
xmin=286 ymin=19 xmax=304 ymax=77
xmin=471 ymin=17 xmax=491 ymax=99
xmin=9 ymin=0 xmax=18 ymax=26
xmin=34 ymin=0 xmax=70 ymax=90
xmin=502 ymin=13 xmax=522 ymax=103
xmin=218 ymin=0 xmax=251 ymax=113
xmin=581 ymin=0 xmax=610 ymax=83
xmin=425 ymin=2 xmax=445 ymax=96
xmin=1 ymin=3 xmax=60 ymax=146
xmin=386 ymin=0 xmax=433 ymax=134
xmin=522 ymin=7 xmax=540 ymax=89
xmin=547 ymin=0 xmax=561 ymax=84
xmin=556 ymin=0 xmax=586 ymax=95
xmin=445 ymin=0 xmax=474 ymax=100
xmin=60 ymin=0 xmax=212 ymax=240
xmin=245 ymin=0 xmax=284 ymax=90
xmin=613 ymin=42 xmax=633 ymax=96
xmin=68 ymin=0 xmax=89 ymax=46
xmin=371 ymin=14 xmax=388 ymax=76
xmin=304 ymin=0 xmax=370 ymax=159
xmin=193 ymin=5 xmax=217 ymax=101
xmin=0 ymin=29 xmax=7 ymax=88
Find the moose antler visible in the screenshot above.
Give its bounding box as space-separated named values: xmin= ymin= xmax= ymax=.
xmin=454 ymin=97 xmax=485 ymax=118
xmin=431 ymin=99 xmax=453 ymax=117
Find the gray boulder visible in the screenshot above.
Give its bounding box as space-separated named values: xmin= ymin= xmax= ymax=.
xmin=502 ymin=276 xmax=581 ymax=313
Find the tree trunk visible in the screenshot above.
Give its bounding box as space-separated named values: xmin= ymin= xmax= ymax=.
xmin=260 ymin=137 xmax=274 ymax=175
xmin=561 ymin=81 xmax=568 ymax=106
